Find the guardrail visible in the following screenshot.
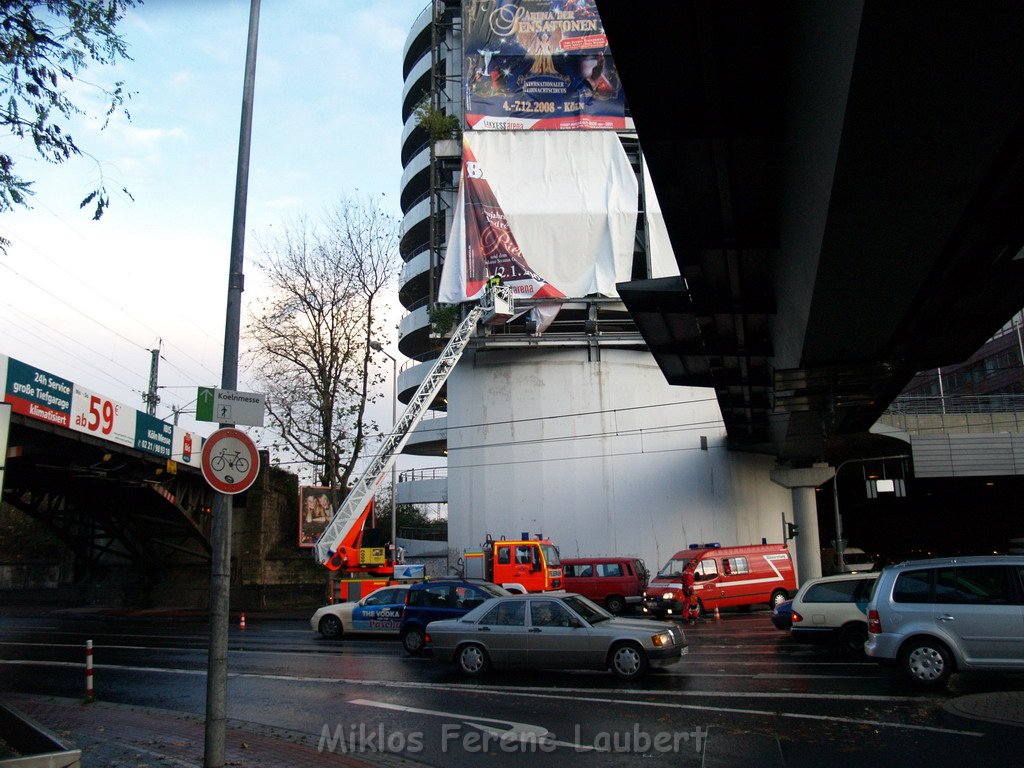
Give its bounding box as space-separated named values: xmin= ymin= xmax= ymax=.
xmin=884 ymin=394 xmax=1024 ymax=415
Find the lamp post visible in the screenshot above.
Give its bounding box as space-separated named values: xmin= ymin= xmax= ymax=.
xmin=369 ymin=341 xmax=398 ymax=561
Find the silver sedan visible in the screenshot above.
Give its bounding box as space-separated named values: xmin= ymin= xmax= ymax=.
xmin=426 ymin=593 xmax=687 ymax=680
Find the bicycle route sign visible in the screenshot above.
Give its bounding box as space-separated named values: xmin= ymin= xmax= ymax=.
xmin=200 ymin=427 xmax=260 ymax=494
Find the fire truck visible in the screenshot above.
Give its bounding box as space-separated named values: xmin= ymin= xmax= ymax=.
xmin=312 ymin=287 xmax=515 ymax=600
xmin=462 ymin=534 xmax=563 ymax=593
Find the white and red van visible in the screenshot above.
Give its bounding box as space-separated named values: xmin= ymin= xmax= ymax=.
xmin=643 ymin=544 xmax=796 ymax=618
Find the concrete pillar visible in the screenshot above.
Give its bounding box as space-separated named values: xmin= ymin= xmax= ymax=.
xmin=770 ymin=464 xmax=836 ymax=585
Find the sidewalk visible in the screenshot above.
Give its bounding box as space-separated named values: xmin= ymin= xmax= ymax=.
xmin=3 ymin=694 xmax=417 ymax=768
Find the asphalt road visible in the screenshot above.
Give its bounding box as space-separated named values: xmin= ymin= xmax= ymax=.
xmin=2 ymin=607 xmax=1022 ymax=767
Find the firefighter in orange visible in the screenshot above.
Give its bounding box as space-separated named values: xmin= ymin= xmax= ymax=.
xmin=681 ymin=559 xmax=698 ymax=624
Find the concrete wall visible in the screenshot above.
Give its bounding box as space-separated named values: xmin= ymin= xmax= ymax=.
xmin=445 ymin=347 xmax=793 ymax=572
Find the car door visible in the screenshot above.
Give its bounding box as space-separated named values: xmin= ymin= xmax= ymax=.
xmin=350 ymin=588 xmax=404 ymax=633
xmin=933 ymin=565 xmax=1024 ymax=666
xmin=475 ymin=600 xmax=529 ymax=667
xmin=526 ymin=598 xmax=590 ymax=669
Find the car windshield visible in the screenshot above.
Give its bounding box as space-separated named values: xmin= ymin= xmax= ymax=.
xmin=541 ymin=545 xmax=560 ymax=567
xmin=562 ymin=594 xmax=612 ymax=624
xmin=657 ymin=558 xmax=689 ymax=578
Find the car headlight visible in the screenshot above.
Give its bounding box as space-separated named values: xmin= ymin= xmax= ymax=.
xmin=662 ymin=592 xmax=674 ymax=600
xmin=651 ymin=632 xmax=673 ymax=647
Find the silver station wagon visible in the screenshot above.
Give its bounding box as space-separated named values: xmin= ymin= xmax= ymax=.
xmin=425 ymin=593 xmax=687 ymax=680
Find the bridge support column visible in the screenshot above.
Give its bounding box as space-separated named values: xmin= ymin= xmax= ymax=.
xmin=770 ymin=463 xmax=835 ymax=584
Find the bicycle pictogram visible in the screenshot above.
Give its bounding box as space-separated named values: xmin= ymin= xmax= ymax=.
xmin=210 ymin=447 xmax=250 ymax=481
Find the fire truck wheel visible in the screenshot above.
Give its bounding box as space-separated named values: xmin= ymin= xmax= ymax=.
xmin=604 ymin=595 xmax=627 ymax=615
xmin=456 ymin=643 xmax=490 ymax=676
xmin=402 ymin=626 xmax=426 ymax=655
xmin=319 ymin=615 xmax=343 ymax=639
xmin=609 ymin=642 xmax=649 ymax=680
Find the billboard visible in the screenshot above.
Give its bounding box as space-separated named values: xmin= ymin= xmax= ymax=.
xmin=0 ymin=353 xmax=203 ymax=467
xmin=299 ymin=485 xmax=336 ymax=548
xmin=463 ymin=0 xmax=631 ymax=130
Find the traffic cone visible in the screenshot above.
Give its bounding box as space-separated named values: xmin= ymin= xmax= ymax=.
xmin=240 ymin=612 xmax=247 ymax=630
xmin=713 ymin=606 xmax=721 ymax=621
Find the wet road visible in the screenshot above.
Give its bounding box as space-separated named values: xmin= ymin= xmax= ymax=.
xmin=2 ymin=608 xmax=1022 ymax=767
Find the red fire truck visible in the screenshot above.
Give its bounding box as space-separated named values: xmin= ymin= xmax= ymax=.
xmin=462 ymin=534 xmax=563 ymax=593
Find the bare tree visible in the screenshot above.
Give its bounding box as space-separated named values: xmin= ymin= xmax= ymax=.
xmin=248 ymin=195 xmax=399 ymax=493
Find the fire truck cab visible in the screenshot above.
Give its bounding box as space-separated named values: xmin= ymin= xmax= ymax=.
xmin=462 ymin=534 xmax=562 ymax=593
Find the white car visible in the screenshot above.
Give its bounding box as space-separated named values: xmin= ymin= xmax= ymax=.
xmin=790 ymin=572 xmax=879 ymax=656
xmin=310 ymin=584 xmax=411 ymax=639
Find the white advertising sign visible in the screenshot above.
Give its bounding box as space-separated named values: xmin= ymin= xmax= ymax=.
xmin=70 ymin=385 xmax=137 ymax=448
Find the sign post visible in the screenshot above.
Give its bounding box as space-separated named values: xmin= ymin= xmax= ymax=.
xmin=0 ymin=402 xmax=11 ymax=500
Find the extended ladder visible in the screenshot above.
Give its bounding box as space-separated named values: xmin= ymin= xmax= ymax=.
xmin=314 ymin=303 xmax=487 ymax=568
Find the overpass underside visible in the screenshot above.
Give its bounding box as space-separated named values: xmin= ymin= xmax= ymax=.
xmin=598 ymin=1 xmax=1024 ymax=466
xmin=2 ymin=414 xmax=213 ymax=596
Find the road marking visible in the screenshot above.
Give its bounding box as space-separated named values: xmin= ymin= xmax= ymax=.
xmin=2 ymin=660 xmax=978 ymax=737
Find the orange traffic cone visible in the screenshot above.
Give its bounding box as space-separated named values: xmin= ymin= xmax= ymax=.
xmin=240 ymin=612 xmax=247 ymax=630
xmin=713 ymin=606 xmax=721 ymax=621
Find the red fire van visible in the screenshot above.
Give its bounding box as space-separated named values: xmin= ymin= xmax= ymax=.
xmin=643 ymin=544 xmax=796 ymax=618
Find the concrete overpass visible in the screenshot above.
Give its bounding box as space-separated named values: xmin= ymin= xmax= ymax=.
xmin=598 ymin=0 xmax=1024 ymax=465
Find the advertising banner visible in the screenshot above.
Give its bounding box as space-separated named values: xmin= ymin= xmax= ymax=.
xmin=439 ymin=131 xmax=640 ymax=328
xmin=1 ymin=352 xmax=204 ymax=466
xmin=463 ymin=0 xmax=631 ymax=130
xmin=299 ymin=485 xmax=337 ymax=548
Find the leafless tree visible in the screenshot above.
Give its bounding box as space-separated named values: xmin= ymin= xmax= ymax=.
xmin=247 ymin=195 xmax=399 ymax=493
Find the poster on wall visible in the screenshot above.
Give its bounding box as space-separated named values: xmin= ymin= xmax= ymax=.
xmin=463 ymin=0 xmax=631 ymax=130
xmin=299 ymin=485 xmax=336 ymax=548
xmin=438 ymin=131 xmax=644 ymax=329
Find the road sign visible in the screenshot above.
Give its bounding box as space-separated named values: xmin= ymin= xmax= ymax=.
xmin=196 ymin=387 xmax=265 ymax=427
xmin=200 ymin=428 xmax=260 ymax=494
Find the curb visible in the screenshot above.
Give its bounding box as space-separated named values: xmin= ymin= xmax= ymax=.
xmin=941 ymin=692 xmax=1024 ymax=731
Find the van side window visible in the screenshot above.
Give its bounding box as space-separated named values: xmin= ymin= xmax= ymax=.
xmin=724 ymin=557 xmax=749 ymax=575
xmin=696 ymin=559 xmax=718 ymax=580
xmin=564 ymin=564 xmax=593 ymax=578
xmin=936 ymin=566 xmax=1014 ymax=605
xmin=597 ymin=563 xmax=623 ymax=578
xmin=893 ymin=570 xmax=931 ymax=603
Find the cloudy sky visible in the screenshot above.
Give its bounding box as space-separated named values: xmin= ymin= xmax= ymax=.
xmin=0 ymin=0 xmax=427 ymax=473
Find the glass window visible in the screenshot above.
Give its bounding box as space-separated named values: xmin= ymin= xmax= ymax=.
xmin=530 ymin=599 xmax=573 ymax=627
xmin=541 ymin=544 xmax=561 ymax=567
xmin=515 ymin=545 xmax=534 ymax=565
xmin=454 ymin=586 xmax=488 ymax=610
xmin=497 ymin=546 xmax=511 ymax=565
xmin=420 ymin=585 xmax=453 ymax=608
xmin=804 ymin=578 xmax=863 ymax=603
xmin=723 ymin=557 xmax=749 ymax=576
xmin=363 ymin=588 xmax=398 ymax=606
xmin=893 ymin=570 xmax=932 ymax=603
xmin=479 ymin=601 xmax=526 ymax=627
xmin=937 ymin=566 xmax=1015 ymax=605
xmin=565 ymin=563 xmax=593 ymax=578
xmin=696 ymin=559 xmax=718 ymax=580
xmin=597 ymin=563 xmax=623 ymax=578
xmin=657 ymin=558 xmax=690 ymax=578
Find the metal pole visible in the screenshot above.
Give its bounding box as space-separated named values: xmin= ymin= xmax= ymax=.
xmin=205 ymin=2 xmax=259 ymax=767
xmin=390 ymin=355 xmax=398 ymax=558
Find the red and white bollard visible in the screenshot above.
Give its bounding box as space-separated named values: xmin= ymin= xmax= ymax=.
xmin=239 ymin=612 xmax=247 ymax=630
xmin=85 ymin=640 xmax=94 ymax=702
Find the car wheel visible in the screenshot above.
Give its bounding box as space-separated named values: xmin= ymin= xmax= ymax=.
xmin=901 ymin=638 xmax=953 ymax=686
xmin=401 ymin=627 xmax=426 ymax=656
xmin=456 ymin=643 xmax=490 ymax=676
xmin=769 ymin=589 xmax=788 ymax=609
xmin=609 ymin=642 xmax=650 ymax=680
xmin=605 ymin=595 xmax=627 ymax=615
xmin=318 ymin=614 xmax=343 ymax=639
xmin=838 ymin=622 xmax=868 ymax=657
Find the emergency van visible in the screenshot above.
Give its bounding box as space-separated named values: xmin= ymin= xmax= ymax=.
xmin=643 ymin=544 xmax=796 ymax=618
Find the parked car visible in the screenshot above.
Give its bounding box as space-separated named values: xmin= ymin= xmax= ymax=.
xmin=771 ymin=599 xmax=794 ymax=630
xmin=310 ymin=583 xmax=411 ymax=639
xmin=644 ymin=544 xmax=796 ymax=618
xmin=865 ymin=555 xmax=1024 ymax=686
xmin=561 ymin=556 xmax=649 ymax=614
xmin=400 ymin=579 xmax=510 ymax=654
xmin=426 ymin=593 xmax=687 ymax=680
xmin=789 ymin=572 xmax=879 ymax=655
xmin=822 ymin=546 xmax=878 ymax=574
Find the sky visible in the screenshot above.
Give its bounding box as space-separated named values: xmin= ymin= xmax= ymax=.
xmin=0 ymin=0 xmax=429 ymax=480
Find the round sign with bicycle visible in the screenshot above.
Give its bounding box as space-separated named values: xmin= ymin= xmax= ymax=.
xmin=200 ymin=427 xmax=260 ymax=494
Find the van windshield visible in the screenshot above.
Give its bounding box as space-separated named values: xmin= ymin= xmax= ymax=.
xmin=657 ymin=558 xmax=690 ymax=578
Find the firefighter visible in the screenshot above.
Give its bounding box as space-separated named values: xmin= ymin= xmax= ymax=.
xmin=487 ymin=273 xmax=503 ymax=289
xmin=681 ymin=559 xmax=698 ymax=624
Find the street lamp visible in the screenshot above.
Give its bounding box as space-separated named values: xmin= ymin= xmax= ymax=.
xmin=369 ymin=340 xmax=398 ymax=562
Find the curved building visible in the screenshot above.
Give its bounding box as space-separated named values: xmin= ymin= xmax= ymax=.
xmin=399 ymin=1 xmax=794 ymax=575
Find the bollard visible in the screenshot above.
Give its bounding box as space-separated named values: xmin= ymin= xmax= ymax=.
xmin=86 ymin=640 xmax=94 ymax=702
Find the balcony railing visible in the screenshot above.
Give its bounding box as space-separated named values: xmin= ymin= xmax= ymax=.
xmin=884 ymin=393 xmax=1024 ymax=415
